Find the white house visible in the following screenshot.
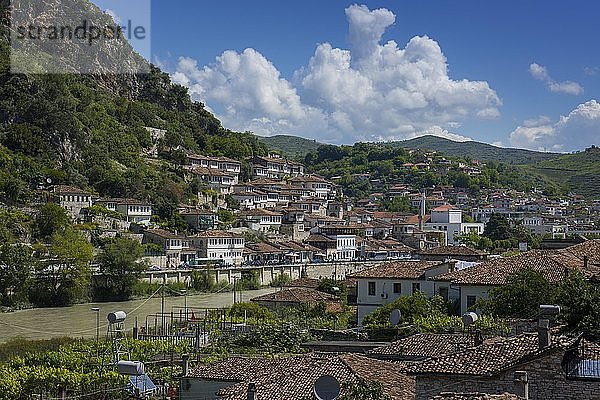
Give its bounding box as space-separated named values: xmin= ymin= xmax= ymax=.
xmin=349 ymin=261 xmax=451 ymax=326
xmin=239 ymin=208 xmax=283 ymax=233
xmin=53 ymin=185 xmax=93 ymax=219
xmin=425 ymin=205 xmax=484 ymax=245
xmin=188 ymin=231 xmax=245 ymax=266
xmin=98 ymin=198 xmax=152 ymax=225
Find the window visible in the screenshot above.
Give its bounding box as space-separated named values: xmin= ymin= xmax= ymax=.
xmin=412 ymin=282 xmax=421 ymax=294
xmin=368 ymin=281 xmax=376 ymax=296
xmin=439 ymin=287 xmax=449 ymax=301
xmin=466 ymin=295 xmax=477 ymax=310
xmin=393 ymin=283 xmax=402 ymax=294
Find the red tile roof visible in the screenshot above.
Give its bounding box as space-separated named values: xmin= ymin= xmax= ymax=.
xmin=188 ymin=353 xmax=415 ymax=400
xmin=434 ymin=250 xmax=594 ymax=286
xmin=348 ymin=261 xmax=443 ymax=280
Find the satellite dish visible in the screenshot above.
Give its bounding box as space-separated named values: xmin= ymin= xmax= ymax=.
xmin=314 ymin=375 xmax=341 ymax=400
xmin=461 ymin=312 xmax=479 ymax=326
xmin=390 ymin=309 xmax=402 ymax=326
xmin=46 ymin=178 xmax=52 ymax=184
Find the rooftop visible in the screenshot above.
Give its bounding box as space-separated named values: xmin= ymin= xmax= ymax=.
xmin=434 ymin=250 xmax=597 ymax=286
xmin=419 ymin=246 xmax=488 ymax=257
xmin=250 ymin=287 xmax=338 ymax=304
xmin=348 ymin=261 xmax=442 ymax=280
xmin=370 ymin=333 xmax=476 ymax=360
xmin=407 ymin=332 xmax=566 ymax=377
xmin=187 ymin=353 xmax=414 ymax=400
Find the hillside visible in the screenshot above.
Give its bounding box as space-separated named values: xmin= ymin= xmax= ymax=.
xmin=0 ymin=0 xmax=267 ymax=217
xmin=393 ymin=135 xmax=559 ymax=165
xmin=524 ymin=146 xmax=600 ymax=198
xmin=258 ymin=135 xmax=322 ymax=157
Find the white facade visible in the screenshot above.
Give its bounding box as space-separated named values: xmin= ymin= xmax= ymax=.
xmin=189 ymin=233 xmax=245 ymax=266
xmin=335 ymin=235 xmax=357 ymax=260
xmin=426 ymin=207 xmax=484 ymax=245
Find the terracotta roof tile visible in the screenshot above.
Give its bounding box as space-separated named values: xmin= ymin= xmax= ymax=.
xmin=348 ymin=261 xmax=443 ymax=280
xmin=434 ymin=250 xmax=595 ymax=286
xmin=188 ymin=353 xmax=414 ymax=400
xmin=250 ymin=287 xmax=338 ymax=304
xmin=419 ymin=246 xmax=487 ymax=257
xmin=408 ymin=333 xmax=566 ymax=376
xmin=370 ymin=333 xmax=475 ymax=359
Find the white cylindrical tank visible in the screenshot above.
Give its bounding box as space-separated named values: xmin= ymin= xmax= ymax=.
xmin=107 ymin=311 xmax=127 ymax=324
xmin=117 ymin=360 xmax=145 ymax=376
xmin=462 ymin=312 xmax=479 ymax=326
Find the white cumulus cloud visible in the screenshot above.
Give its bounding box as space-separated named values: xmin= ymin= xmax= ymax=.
xmin=510 ymin=100 xmax=600 ymax=151
xmin=529 ymin=62 xmax=583 ymax=96
xmin=172 ymin=4 xmax=501 ymax=144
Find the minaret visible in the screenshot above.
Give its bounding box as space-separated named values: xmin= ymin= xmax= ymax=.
xmin=418 ymin=190 xmax=426 ymax=231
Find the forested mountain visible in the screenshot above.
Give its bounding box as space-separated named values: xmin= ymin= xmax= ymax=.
xmin=393 ymin=135 xmax=559 ymax=165
xmin=0 ymin=0 xmax=267 ymax=217
xmin=302 ymin=143 xmax=552 ymax=200
xmin=258 ymin=135 xmax=322 ymax=157
xmin=524 ymin=146 xmax=600 ymax=198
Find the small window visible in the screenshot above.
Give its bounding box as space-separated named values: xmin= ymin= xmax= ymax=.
xmin=368 ymin=281 xmax=376 ymax=296
xmin=393 ymin=283 xmax=402 ymax=294
xmin=412 ymin=282 xmax=421 ymax=294
xmin=466 ymin=295 xmax=477 ymax=310
xmin=439 ymin=287 xmax=449 ymax=301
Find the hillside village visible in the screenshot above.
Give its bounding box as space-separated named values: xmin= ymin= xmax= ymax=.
xmin=3 ymin=125 xmax=600 ymax=399
xmin=2 ymin=0 xmax=600 ymax=395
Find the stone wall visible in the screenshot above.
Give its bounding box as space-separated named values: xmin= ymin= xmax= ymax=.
xmin=415 ymin=349 xmax=600 ymax=400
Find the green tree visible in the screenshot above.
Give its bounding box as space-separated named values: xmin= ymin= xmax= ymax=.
xmin=483 ymin=213 xmax=513 ymax=241
xmin=34 ymin=203 xmax=70 ymax=240
xmin=95 ymin=236 xmax=147 ymax=300
xmin=478 ymin=268 xmax=559 ymax=318
xmin=30 ymin=228 xmax=93 ymax=306
xmin=340 ymin=379 xmax=391 ymax=400
xmin=362 ymin=292 xmax=447 ymax=327
xmin=0 ymin=244 xmax=35 ymax=306
xmin=558 ymin=271 xmax=600 ymax=336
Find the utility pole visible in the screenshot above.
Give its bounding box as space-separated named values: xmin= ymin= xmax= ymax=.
xmin=233 ymin=276 xmax=237 ymax=304
xmin=91 ymin=307 xmax=100 ymax=342
xmin=161 ymin=274 xmax=166 ymax=334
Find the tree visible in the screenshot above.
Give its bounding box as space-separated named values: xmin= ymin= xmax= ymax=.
xmin=95 ymin=236 xmax=147 ymax=300
xmin=34 ymin=203 xmax=70 ymax=240
xmin=0 ymin=244 xmax=34 ymax=306
xmin=340 ymin=379 xmax=391 ymax=400
xmin=30 ymin=228 xmax=94 ymax=306
xmin=478 ymin=268 xmax=559 ymax=318
xmin=558 ymin=271 xmax=600 ymax=336
xmin=483 ymin=213 xmax=512 ymax=241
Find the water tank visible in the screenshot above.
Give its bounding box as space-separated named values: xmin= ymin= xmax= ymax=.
xmin=107 ymin=311 xmax=127 ymax=324
xmin=461 ymin=312 xmax=478 ymax=326
xmin=117 ymin=360 xmax=145 ymax=376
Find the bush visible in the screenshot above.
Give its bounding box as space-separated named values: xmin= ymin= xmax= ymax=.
xmin=270 ymin=273 xmax=291 ymax=287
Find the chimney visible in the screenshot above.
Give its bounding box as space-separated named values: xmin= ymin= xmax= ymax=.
xmin=584 ymin=255 xmax=589 ymax=269
xmin=538 ymin=319 xmax=551 ymax=350
xmin=474 ymin=329 xmax=484 ymax=347
xmin=182 ymin=354 xmax=190 ymax=377
xmin=514 ymin=371 xmax=529 ymax=400
xmin=247 ymin=383 xmax=257 ymax=400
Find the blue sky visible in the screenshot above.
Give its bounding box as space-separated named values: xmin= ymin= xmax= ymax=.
xmin=94 ymin=1 xmax=600 ymax=151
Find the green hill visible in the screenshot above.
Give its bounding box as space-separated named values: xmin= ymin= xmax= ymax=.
xmin=258 ymin=135 xmax=322 ymax=157
xmin=393 ymin=135 xmax=559 ymax=165
xmin=524 ymin=146 xmax=600 ymax=198
xmin=0 ymin=0 xmax=267 ymax=216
